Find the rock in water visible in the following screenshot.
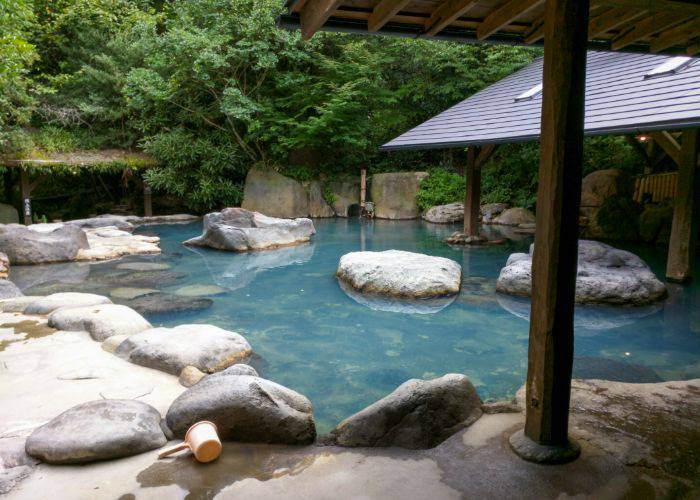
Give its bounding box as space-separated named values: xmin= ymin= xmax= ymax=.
xmin=241 ymin=167 xmax=309 ymax=218
xmin=122 ymin=293 xmax=212 ymax=315
xmin=492 ymin=207 xmax=536 ymax=226
xmin=47 ymin=304 xmax=151 ymax=341
xmin=422 ymin=202 xmax=464 ymax=224
xmin=115 ymin=324 xmax=252 ymax=375
xmin=25 ymin=400 xmax=166 ymax=464
xmin=184 ymin=207 xmax=315 ymax=251
xmin=24 ymin=292 xmax=112 ymax=315
xmin=496 ymin=240 xmax=667 ymax=305
xmin=0 ymin=224 xmax=88 ymax=264
xmin=326 ymin=374 xmax=482 ymax=449
xmin=370 ymin=172 xmax=428 ymax=219
xmin=166 ymin=374 xmax=316 ymax=444
xmin=0 ymin=280 xmax=22 ymax=299
xmin=336 ymin=250 xmax=461 ymax=299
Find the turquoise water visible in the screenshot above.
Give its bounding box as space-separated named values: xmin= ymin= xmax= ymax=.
xmin=12 ymin=219 xmax=700 ymax=432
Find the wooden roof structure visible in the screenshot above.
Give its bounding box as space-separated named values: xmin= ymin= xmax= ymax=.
xmin=281 ymin=0 xmax=700 ymax=55
xmin=382 ymin=50 xmax=700 ymax=150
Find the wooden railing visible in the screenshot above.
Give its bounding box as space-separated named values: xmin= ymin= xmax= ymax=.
xmin=633 ymin=172 xmax=677 ymax=203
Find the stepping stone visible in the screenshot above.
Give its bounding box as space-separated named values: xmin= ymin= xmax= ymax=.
xmin=24 ymin=293 xmax=112 ymax=315
xmin=25 ymin=399 xmax=166 ymax=464
xmin=109 ymin=287 xmax=159 ymax=300
xmin=115 ymin=324 xmax=252 ymax=375
xmin=173 ymin=284 xmax=226 ymax=297
xmin=47 ymin=304 xmax=151 ymax=341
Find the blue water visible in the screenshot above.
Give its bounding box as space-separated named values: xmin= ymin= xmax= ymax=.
xmin=12 ymin=219 xmax=700 ymax=432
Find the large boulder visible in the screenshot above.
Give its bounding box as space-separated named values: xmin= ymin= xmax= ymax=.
xmin=423 ymin=202 xmax=464 ymax=224
xmin=165 ymin=374 xmax=316 ymax=444
xmin=639 ymin=202 xmax=674 ymax=244
xmin=0 ymin=223 xmax=88 ymax=264
xmin=115 ymin=324 xmax=252 ymax=375
xmin=496 ymin=240 xmax=667 ymax=305
xmin=480 ymin=203 xmax=508 ymax=223
xmin=242 ymin=167 xmax=309 ymax=218
xmin=184 ymin=208 xmax=315 ymax=251
xmin=580 ymin=169 xmax=637 ymax=240
xmin=328 ymin=179 xmax=360 ymax=217
xmin=0 ymin=203 xmax=19 ymax=224
xmin=47 ymin=304 xmax=151 ymax=341
xmin=337 ymin=250 xmax=461 ymax=299
xmin=0 ymin=280 xmax=22 ymax=299
xmin=306 ymin=180 xmax=335 ymax=218
xmin=0 ymin=252 xmax=8 ymax=279
xmin=326 ymin=374 xmax=482 ymax=449
xmin=25 ymin=400 xmax=166 ymax=464
xmin=370 ymin=172 xmax=428 ymax=219
xmin=24 ymin=292 xmax=112 ymax=315
xmin=492 ymin=207 xmax=535 ymax=226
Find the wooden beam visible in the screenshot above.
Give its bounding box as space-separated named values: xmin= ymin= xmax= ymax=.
xmin=463 ymin=147 xmax=480 ymax=237
xmin=368 ymin=0 xmax=411 ymax=32
xmin=300 ymin=0 xmax=343 ymax=40
xmin=143 ymin=181 xmax=153 ymax=217
xmin=588 ymin=7 xmax=648 ymax=38
xmin=611 ymin=12 xmax=689 ymax=50
xmin=651 ymin=131 xmax=682 ymax=166
xmin=475 ymin=143 xmax=497 ymax=169
xmin=20 ymin=169 xmax=32 ymax=225
xmin=524 ymin=18 xmax=544 ymax=44
xmin=511 ymin=0 xmax=589 ymax=464
xmin=424 ymin=0 xmax=479 ymax=37
xmin=598 ymin=0 xmax=700 ymax=16
xmin=666 ymin=128 xmax=699 ymax=282
xmin=651 ymin=18 xmax=700 ymax=53
xmin=476 ymin=0 xmax=544 ymax=40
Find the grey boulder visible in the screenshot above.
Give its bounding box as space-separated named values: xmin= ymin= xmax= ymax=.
xmin=496 ymin=240 xmax=667 ymax=305
xmin=47 ymin=304 xmax=151 ymax=341
xmin=492 ymin=207 xmax=535 ymax=226
xmin=0 ymin=280 xmax=22 ymax=299
xmin=370 ymin=172 xmax=428 ymax=219
xmin=25 ymin=400 xmax=166 ymax=464
xmin=166 ymin=374 xmax=316 ymax=444
xmin=24 ymin=292 xmax=112 ymax=315
xmin=481 ymin=203 xmax=508 ymax=223
xmin=337 ymin=250 xmax=462 ymax=298
xmin=184 ymin=207 xmax=315 ymax=251
xmin=326 ymin=374 xmax=482 ymax=449
xmin=423 ymin=202 xmax=464 ymax=224
xmin=241 ymin=167 xmax=309 ymax=218
xmin=0 ymin=223 xmax=88 ymax=264
xmin=115 ymin=324 xmax=252 ymax=375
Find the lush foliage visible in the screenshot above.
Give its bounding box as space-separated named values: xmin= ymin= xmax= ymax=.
xmin=416 ymin=168 xmax=465 ymax=211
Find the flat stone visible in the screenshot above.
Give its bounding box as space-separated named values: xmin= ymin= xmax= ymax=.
xmin=77 ymin=227 xmax=160 ymax=261
xmin=0 ymin=280 xmax=23 ymax=299
xmin=326 ymin=374 xmax=482 ymax=449
xmin=496 ymin=240 xmax=667 ymax=305
xmin=116 ymin=262 xmax=170 ymax=271
xmin=109 ymin=287 xmax=159 ymax=300
xmin=25 ymin=399 xmax=166 ymax=464
xmin=47 ymin=304 xmax=151 ymax=341
xmin=115 ymin=324 xmax=252 ymax=375
xmin=123 ymin=293 xmax=212 ymax=315
xmin=173 ymin=284 xmax=227 ymax=297
xmin=24 ymin=293 xmax=112 ymax=315
xmin=423 ymin=203 xmax=464 ymax=224
xmin=336 ymin=250 xmax=461 ymax=299
xmin=0 ymin=224 xmax=88 ymax=264
xmin=166 ymin=374 xmax=316 ymax=444
xmin=184 ymin=208 xmax=315 ymax=251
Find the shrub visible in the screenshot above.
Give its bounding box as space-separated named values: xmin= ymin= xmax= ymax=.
xmin=416 ymin=168 xmax=465 ymax=211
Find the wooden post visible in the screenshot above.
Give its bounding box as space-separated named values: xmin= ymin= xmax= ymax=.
xmin=463 ymin=147 xmax=480 ymax=236
xmin=666 ymin=128 xmax=699 ymax=282
xmin=143 ymin=181 xmax=153 ymax=217
xmin=20 ymin=169 xmax=32 ymax=225
xmin=360 ymin=169 xmax=367 ymax=209
xmin=509 ymin=0 xmax=588 ymax=464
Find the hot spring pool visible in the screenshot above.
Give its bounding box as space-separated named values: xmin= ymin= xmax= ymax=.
xmin=10 ymin=218 xmax=700 ymax=432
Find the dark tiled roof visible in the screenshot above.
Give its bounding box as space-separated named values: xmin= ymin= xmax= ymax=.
xmin=381 ymin=51 xmax=700 ymax=151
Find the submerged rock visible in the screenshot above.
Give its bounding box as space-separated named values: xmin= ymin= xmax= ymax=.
xmin=184 ymin=207 xmax=315 ymax=251
xmin=336 ymin=250 xmax=461 ymax=299
xmin=423 ymin=202 xmax=464 ymax=224
xmin=25 ymin=399 xmax=166 ymax=464
xmin=115 ymin=324 xmax=252 ymax=375
xmin=116 ymin=262 xmax=170 ymax=271
xmin=47 ymin=304 xmax=151 ymax=341
xmin=326 ymin=374 xmax=482 ymax=449
xmin=242 ymin=167 xmax=310 ymax=218
xmin=166 ymin=374 xmax=316 ymax=444
xmin=370 ymin=172 xmax=428 ymax=220
xmin=572 ymin=356 xmax=662 ymax=383
xmin=0 ymin=280 xmax=22 ymax=300
xmin=492 ymin=207 xmax=535 ymax=226
xmin=0 ymin=224 xmax=88 ymax=264
xmin=173 ymin=284 xmax=226 ymax=297
xmin=496 ymin=240 xmax=667 ymax=305
xmin=24 ymin=292 xmax=112 ymax=315
xmin=109 ymin=287 xmax=159 ymax=300
xmin=122 ymin=292 xmax=212 ymax=315
xmin=338 ymin=279 xmax=457 ymax=314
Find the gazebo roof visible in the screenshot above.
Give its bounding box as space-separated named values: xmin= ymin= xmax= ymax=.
xmin=381 ymin=51 xmax=700 ymax=151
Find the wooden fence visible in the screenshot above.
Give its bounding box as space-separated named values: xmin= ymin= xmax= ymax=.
xmin=633 ymin=172 xmax=677 ymax=203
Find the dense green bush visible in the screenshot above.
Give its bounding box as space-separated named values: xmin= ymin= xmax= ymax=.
xmin=416 ymin=168 xmax=465 ymax=211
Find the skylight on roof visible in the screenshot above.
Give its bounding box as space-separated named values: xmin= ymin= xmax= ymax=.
xmin=644 ymin=56 xmax=692 ymax=79
xmin=514 ymin=83 xmax=542 ymax=102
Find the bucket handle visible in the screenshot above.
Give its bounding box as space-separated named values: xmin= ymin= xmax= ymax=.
xmin=158 ymin=442 xmax=190 ymax=459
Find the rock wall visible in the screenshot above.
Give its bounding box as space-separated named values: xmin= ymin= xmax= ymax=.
xmin=242 ymin=167 xmax=310 ymax=218
xmin=370 ymin=172 xmax=428 ymax=219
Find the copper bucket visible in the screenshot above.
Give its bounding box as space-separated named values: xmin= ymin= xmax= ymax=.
xmin=158 ymin=421 xmax=222 ymax=463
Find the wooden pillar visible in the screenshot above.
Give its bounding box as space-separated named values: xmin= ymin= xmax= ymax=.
xmin=20 ymin=169 xmax=32 ymax=225
xmin=463 ymin=147 xmax=480 ymax=236
xmin=509 ymin=0 xmax=589 ymax=464
xmin=666 ymin=129 xmax=699 ymax=282
xmin=143 ymin=181 xmax=153 ymax=217
xmin=360 ymin=168 xmax=367 ymax=209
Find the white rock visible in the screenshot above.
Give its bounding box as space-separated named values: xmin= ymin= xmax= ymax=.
xmin=48 ymin=304 xmax=151 ymax=341
xmin=336 ymin=250 xmax=462 ymax=299
xmin=24 ymin=293 xmax=112 ymax=315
